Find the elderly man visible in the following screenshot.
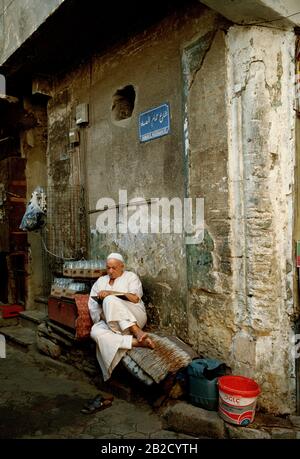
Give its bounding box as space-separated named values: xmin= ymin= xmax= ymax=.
xmin=88 ymin=253 xmax=155 ymax=382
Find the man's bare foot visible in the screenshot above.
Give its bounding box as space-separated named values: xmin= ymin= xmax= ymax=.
xmin=137 ymin=331 xmax=148 ymax=343
xmin=136 ymin=331 xmax=155 ymax=348
xmin=129 ymin=324 xmax=149 ymax=343
xmin=132 ymin=337 xmax=155 ymax=349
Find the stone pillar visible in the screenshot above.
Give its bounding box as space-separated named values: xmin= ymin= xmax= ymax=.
xmin=226 ymin=25 xmax=296 ymax=414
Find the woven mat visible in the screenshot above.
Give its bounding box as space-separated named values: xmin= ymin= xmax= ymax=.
xmin=127 ymin=333 xmax=193 ymax=384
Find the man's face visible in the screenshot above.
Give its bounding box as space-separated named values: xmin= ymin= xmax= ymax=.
xmin=106 ymin=259 xmax=124 ymax=279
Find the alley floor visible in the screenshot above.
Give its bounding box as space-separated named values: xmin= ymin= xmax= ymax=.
xmin=0 ymin=343 xmax=195 ymax=440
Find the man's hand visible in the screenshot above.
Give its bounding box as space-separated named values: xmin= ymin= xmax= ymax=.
xmin=98 ymin=291 xmax=140 ymax=303
xmin=123 ymin=292 xmax=139 ymax=304
xmin=98 ymin=290 xmax=112 ymax=300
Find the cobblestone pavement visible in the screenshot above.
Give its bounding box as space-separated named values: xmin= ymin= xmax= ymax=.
xmin=0 ymin=344 xmax=195 ymax=439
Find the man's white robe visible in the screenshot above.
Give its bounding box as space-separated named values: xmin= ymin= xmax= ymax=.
xmin=88 ymin=271 xmax=147 ymax=381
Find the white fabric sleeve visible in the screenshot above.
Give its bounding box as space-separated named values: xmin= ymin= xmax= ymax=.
xmin=88 ymin=279 xmax=102 ymax=324
xmin=127 ymin=273 xmax=143 ymax=300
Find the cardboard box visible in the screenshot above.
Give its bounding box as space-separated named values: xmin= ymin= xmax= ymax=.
xmin=89 ymin=268 xmax=106 ymax=278
xmin=70 ymin=268 xmax=86 ymax=278
xmin=50 ymin=286 xmax=64 ymax=297
xmin=62 ymin=289 xmax=78 ymax=299
xmin=66 ymin=268 xmax=106 ymax=278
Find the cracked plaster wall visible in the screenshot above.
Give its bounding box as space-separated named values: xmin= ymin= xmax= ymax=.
xmin=46 ymin=3 xmax=221 ymax=339
xmin=183 ymin=27 xmax=236 ymax=386
xmin=183 ymin=22 xmax=297 ymax=414
xmin=226 ymin=26 xmax=296 ymax=414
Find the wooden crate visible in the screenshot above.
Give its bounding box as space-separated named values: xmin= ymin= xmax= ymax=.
xmin=48 ymin=296 xmax=78 ymax=330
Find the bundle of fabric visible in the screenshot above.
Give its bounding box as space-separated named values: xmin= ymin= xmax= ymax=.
xmin=126 ymin=333 xmax=195 ymax=384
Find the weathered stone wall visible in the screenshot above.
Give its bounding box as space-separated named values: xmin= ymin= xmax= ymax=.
xmin=46 ymin=4 xmax=228 ymax=340
xmin=21 ymin=97 xmax=48 ymax=306
xmin=200 ymin=0 xmax=300 ymax=28
xmin=180 ymin=20 xmax=297 ymax=414
xmin=0 ymin=0 xmax=65 ymax=65
xmin=41 ymin=3 xmax=296 ymax=414
xmin=226 ymin=26 xmax=296 ymax=414
xmin=182 ymin=28 xmax=234 ymax=364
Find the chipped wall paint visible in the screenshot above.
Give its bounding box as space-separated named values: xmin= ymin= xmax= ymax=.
xmin=182 ymin=20 xmax=297 ymax=414
xmin=183 ymin=27 xmax=236 ymax=379
xmin=226 ymin=26 xmax=296 ymax=414
xmin=46 ymin=3 xmax=221 ymax=340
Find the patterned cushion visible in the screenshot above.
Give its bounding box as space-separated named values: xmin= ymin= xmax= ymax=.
xmin=74 ymin=294 xmax=93 ymax=340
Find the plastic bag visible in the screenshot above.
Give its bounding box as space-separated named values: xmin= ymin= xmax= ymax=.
xmin=20 ymin=186 xmax=46 ymax=231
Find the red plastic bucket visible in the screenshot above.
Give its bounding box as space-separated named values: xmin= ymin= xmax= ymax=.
xmin=218 ymin=375 xmax=261 ymax=426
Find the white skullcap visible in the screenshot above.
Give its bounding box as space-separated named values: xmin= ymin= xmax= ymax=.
xmin=107 ymin=252 xmax=124 ymax=263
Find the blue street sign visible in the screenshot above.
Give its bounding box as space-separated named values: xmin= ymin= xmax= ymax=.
xmin=139 ymin=103 xmax=170 ymax=142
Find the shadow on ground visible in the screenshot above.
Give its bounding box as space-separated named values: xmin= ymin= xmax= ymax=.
xmin=0 ymin=393 xmax=90 ymax=439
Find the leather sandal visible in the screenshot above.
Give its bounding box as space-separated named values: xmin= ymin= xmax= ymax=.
xmin=81 ymin=394 xmax=114 ymax=414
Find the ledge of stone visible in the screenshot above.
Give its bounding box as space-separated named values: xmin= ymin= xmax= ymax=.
xmin=226 ymin=424 xmax=271 ymax=439
xmin=0 ymin=325 xmax=36 ymax=348
xmin=160 ymin=402 xmax=300 ymax=439
xmin=289 ymin=415 xmax=300 ymax=429
xmin=0 ymin=317 xmax=19 ymax=328
xmin=251 ymin=412 xmax=292 ymax=429
xmin=161 ymin=401 xmax=225 ymax=439
xmin=270 ymin=428 xmax=297 ymax=439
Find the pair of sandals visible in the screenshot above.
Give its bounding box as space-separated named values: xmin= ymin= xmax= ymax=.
xmin=81 ymin=394 xmax=114 ymax=414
